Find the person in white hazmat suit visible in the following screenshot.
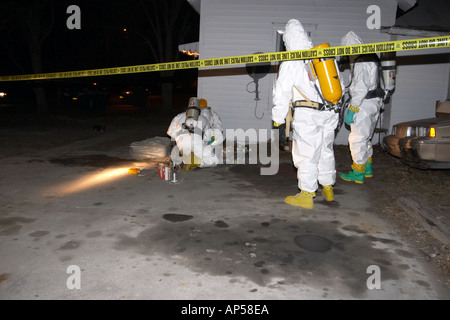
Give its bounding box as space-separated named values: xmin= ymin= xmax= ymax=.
xmin=339 ymin=31 xmax=384 ymax=184
xmin=167 ymin=98 xmax=224 ymax=171
xmin=272 ymin=19 xmax=341 ymax=210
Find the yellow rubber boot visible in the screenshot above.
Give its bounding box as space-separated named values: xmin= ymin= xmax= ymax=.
xmin=322 ymin=185 xmax=334 ymax=202
xmin=365 ymin=157 xmax=373 ymax=178
xmin=185 ymin=152 xmax=201 ymax=171
xmin=285 ymin=190 xmax=316 ymax=209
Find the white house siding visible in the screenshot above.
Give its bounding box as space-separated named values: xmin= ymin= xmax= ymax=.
xmin=196 ymin=0 xmax=398 ymax=143
xmin=386 ymin=34 xmax=450 ymax=132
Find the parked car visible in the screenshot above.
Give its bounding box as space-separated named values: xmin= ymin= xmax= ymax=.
xmin=0 ymin=83 xmax=35 ymax=106
xmin=383 ymin=101 xmax=450 ymax=169
xmin=62 ymin=83 xmax=109 ymax=114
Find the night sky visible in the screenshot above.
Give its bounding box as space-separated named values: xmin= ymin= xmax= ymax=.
xmin=0 ymin=0 xmax=199 ymax=74
xmin=0 ymin=0 xmax=200 ymax=112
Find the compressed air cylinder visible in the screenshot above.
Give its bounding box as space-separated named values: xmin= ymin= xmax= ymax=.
xmin=380 ymin=52 xmax=396 ymax=92
xmin=186 ymin=97 xmax=200 ymax=121
xmin=311 ymin=43 xmax=343 ymax=105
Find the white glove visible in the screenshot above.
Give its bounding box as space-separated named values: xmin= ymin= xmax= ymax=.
xmin=210 ymin=129 xmax=224 ymax=146
xmin=203 ymin=128 xmax=212 ymax=143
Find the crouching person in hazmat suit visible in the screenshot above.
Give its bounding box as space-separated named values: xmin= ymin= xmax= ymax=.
xmin=272 ymin=19 xmax=343 ymax=210
xmin=167 ymin=98 xmax=224 ymax=171
xmin=339 ymin=31 xmax=384 ymax=184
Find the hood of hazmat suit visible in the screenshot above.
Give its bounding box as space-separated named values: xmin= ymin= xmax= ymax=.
xmin=340 ymin=31 xmax=380 ymax=108
xmin=272 ymin=19 xmax=319 ymax=125
xmin=340 ymin=31 xmax=363 ymax=64
xmin=340 ymin=31 xmax=363 ymax=47
xmin=279 ymin=19 xmax=313 ymax=51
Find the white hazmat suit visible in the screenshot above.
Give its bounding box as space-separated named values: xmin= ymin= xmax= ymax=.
xmin=340 ymin=31 xmax=383 ymax=184
xmin=167 ymin=102 xmax=224 ymax=169
xmin=272 ymin=19 xmax=340 ymax=209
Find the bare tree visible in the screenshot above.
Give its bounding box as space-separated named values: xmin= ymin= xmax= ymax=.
xmin=25 ymin=1 xmax=55 ymax=114
xmin=135 ymin=0 xmax=199 ymax=114
xmin=0 ymin=1 xmax=198 ymax=114
xmin=0 ymin=1 xmax=55 ymax=113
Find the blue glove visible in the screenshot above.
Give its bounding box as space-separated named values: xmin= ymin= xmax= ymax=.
xmin=345 ymin=110 xmax=355 ymax=125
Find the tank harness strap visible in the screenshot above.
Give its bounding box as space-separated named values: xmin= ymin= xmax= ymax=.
xmin=187 ymin=106 xmax=201 ymax=113
xmin=284 ymin=93 xmax=295 ymax=139
xmin=283 ymin=87 xmax=305 ymax=139
xmin=293 ymin=86 xmax=312 ymax=105
xmin=293 ymin=100 xmax=326 ymax=110
xmin=291 ymin=86 xmax=328 ymax=111
xmin=365 ymin=88 xmax=385 ymax=99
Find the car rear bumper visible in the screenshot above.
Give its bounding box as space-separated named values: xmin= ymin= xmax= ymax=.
xmin=382 ymin=135 xmax=401 ymax=158
xmin=399 ymin=138 xmax=450 ymax=169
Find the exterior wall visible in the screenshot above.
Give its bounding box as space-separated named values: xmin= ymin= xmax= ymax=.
xmin=196 ymin=0 xmax=398 ymax=143
xmin=385 ymin=34 xmax=450 ymax=134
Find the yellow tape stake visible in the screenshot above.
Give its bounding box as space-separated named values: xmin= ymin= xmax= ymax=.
xmin=0 ymin=35 xmax=449 ymax=82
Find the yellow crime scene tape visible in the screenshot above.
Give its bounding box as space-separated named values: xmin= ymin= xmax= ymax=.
xmin=0 ymin=35 xmax=449 ymax=82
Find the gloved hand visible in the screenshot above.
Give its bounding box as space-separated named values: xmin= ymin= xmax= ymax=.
xmin=203 ymin=128 xmax=212 ymax=143
xmin=273 ymin=121 xmax=282 ymax=128
xmin=210 ymin=130 xmax=223 ymax=146
xmin=345 ymin=110 xmax=355 ymax=125
xmin=208 ymin=136 xmax=215 ymax=145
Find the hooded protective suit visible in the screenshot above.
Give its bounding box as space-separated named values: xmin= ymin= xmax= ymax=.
xmin=341 ymin=31 xmax=383 ymax=167
xmin=272 ymin=19 xmax=340 ymax=197
xmin=167 ymin=103 xmax=224 ymax=168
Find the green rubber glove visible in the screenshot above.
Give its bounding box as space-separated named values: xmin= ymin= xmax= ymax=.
xmin=345 ymin=110 xmax=355 ymax=125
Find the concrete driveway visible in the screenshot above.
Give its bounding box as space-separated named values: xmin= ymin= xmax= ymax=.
xmin=0 ymin=115 xmax=449 ymax=301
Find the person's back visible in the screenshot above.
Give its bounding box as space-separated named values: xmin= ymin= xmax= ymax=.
xmin=272 ymin=19 xmax=341 ymax=210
